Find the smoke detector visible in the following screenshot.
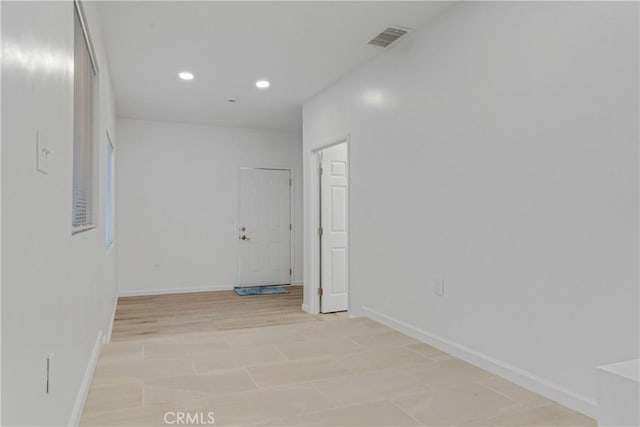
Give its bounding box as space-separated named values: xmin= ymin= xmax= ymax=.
xmin=368 ymin=27 xmax=409 ymax=48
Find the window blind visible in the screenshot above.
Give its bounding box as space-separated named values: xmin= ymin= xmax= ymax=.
xmin=72 ymin=4 xmax=97 ymax=233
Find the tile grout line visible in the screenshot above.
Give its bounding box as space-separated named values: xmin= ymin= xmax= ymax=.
xmin=244 ymin=366 xmax=261 ymax=389
xmin=386 ymin=399 xmax=428 ymax=426
xmin=272 ymin=344 xmax=291 ymax=362
xmin=473 ymin=379 xmax=558 ymax=415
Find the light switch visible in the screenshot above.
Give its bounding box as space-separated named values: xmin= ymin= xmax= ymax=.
xmin=36 ymin=132 xmax=51 ymax=175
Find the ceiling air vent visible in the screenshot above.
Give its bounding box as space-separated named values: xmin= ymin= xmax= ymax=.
xmin=368 ymin=27 xmax=409 ymax=48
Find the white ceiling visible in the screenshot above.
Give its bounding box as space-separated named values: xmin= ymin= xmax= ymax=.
xmin=98 ymin=1 xmax=450 ymax=131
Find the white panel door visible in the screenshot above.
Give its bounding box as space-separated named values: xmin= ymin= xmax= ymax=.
xmin=238 ymin=168 xmax=291 ymax=286
xmin=320 ymin=143 xmax=348 ymax=313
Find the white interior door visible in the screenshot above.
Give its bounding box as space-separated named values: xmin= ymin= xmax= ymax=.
xmin=320 ymin=143 xmax=348 ymax=312
xmin=238 ymin=168 xmax=291 ymax=286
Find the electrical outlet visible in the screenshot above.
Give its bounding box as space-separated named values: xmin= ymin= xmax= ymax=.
xmin=433 ymin=279 xmax=445 ymax=297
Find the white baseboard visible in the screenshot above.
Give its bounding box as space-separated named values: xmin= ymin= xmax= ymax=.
xmin=361 ymin=305 xmax=597 ymax=418
xmin=69 ymin=330 xmax=103 ymax=426
xmin=104 ymin=298 xmax=118 ymax=344
xmin=119 ymin=284 xmax=235 ymax=297
xmin=301 ymin=303 xmax=310 ymax=313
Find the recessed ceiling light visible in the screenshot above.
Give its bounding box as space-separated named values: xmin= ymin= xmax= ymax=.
xmin=178 ymin=71 xmax=194 ymax=80
xmin=256 ymin=80 xmax=270 ymax=89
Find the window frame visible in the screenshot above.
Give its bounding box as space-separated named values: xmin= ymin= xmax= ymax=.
xmin=72 ymin=0 xmax=99 ymax=235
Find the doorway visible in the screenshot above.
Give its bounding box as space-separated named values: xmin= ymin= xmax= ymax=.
xmin=237 ymin=168 xmax=292 ymax=286
xmin=317 ymin=141 xmax=349 ymax=313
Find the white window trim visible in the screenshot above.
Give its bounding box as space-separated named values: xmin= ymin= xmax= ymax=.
xmin=74 ymin=0 xmax=99 ymax=75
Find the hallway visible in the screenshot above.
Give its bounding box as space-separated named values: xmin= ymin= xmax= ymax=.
xmin=2 ymin=1 xmax=637 ymax=425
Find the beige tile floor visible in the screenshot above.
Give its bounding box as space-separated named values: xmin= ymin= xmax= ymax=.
xmin=81 ymin=313 xmax=595 ymax=426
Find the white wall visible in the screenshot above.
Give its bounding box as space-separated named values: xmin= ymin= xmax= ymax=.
xmin=1 ymin=1 xmax=118 ymax=425
xmin=0 ymin=1 xmax=4 ymax=421
xmin=303 ymin=1 xmax=638 ymax=417
xmin=117 ymin=119 xmax=302 ymax=295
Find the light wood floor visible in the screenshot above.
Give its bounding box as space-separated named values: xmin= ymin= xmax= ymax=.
xmin=83 ymin=287 xmax=596 ymax=426
xmin=111 ymin=286 xmax=330 ymax=341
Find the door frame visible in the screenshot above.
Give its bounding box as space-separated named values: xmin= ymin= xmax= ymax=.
xmin=308 ymin=136 xmax=351 ymax=314
xmin=236 ymin=166 xmax=295 ymax=286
